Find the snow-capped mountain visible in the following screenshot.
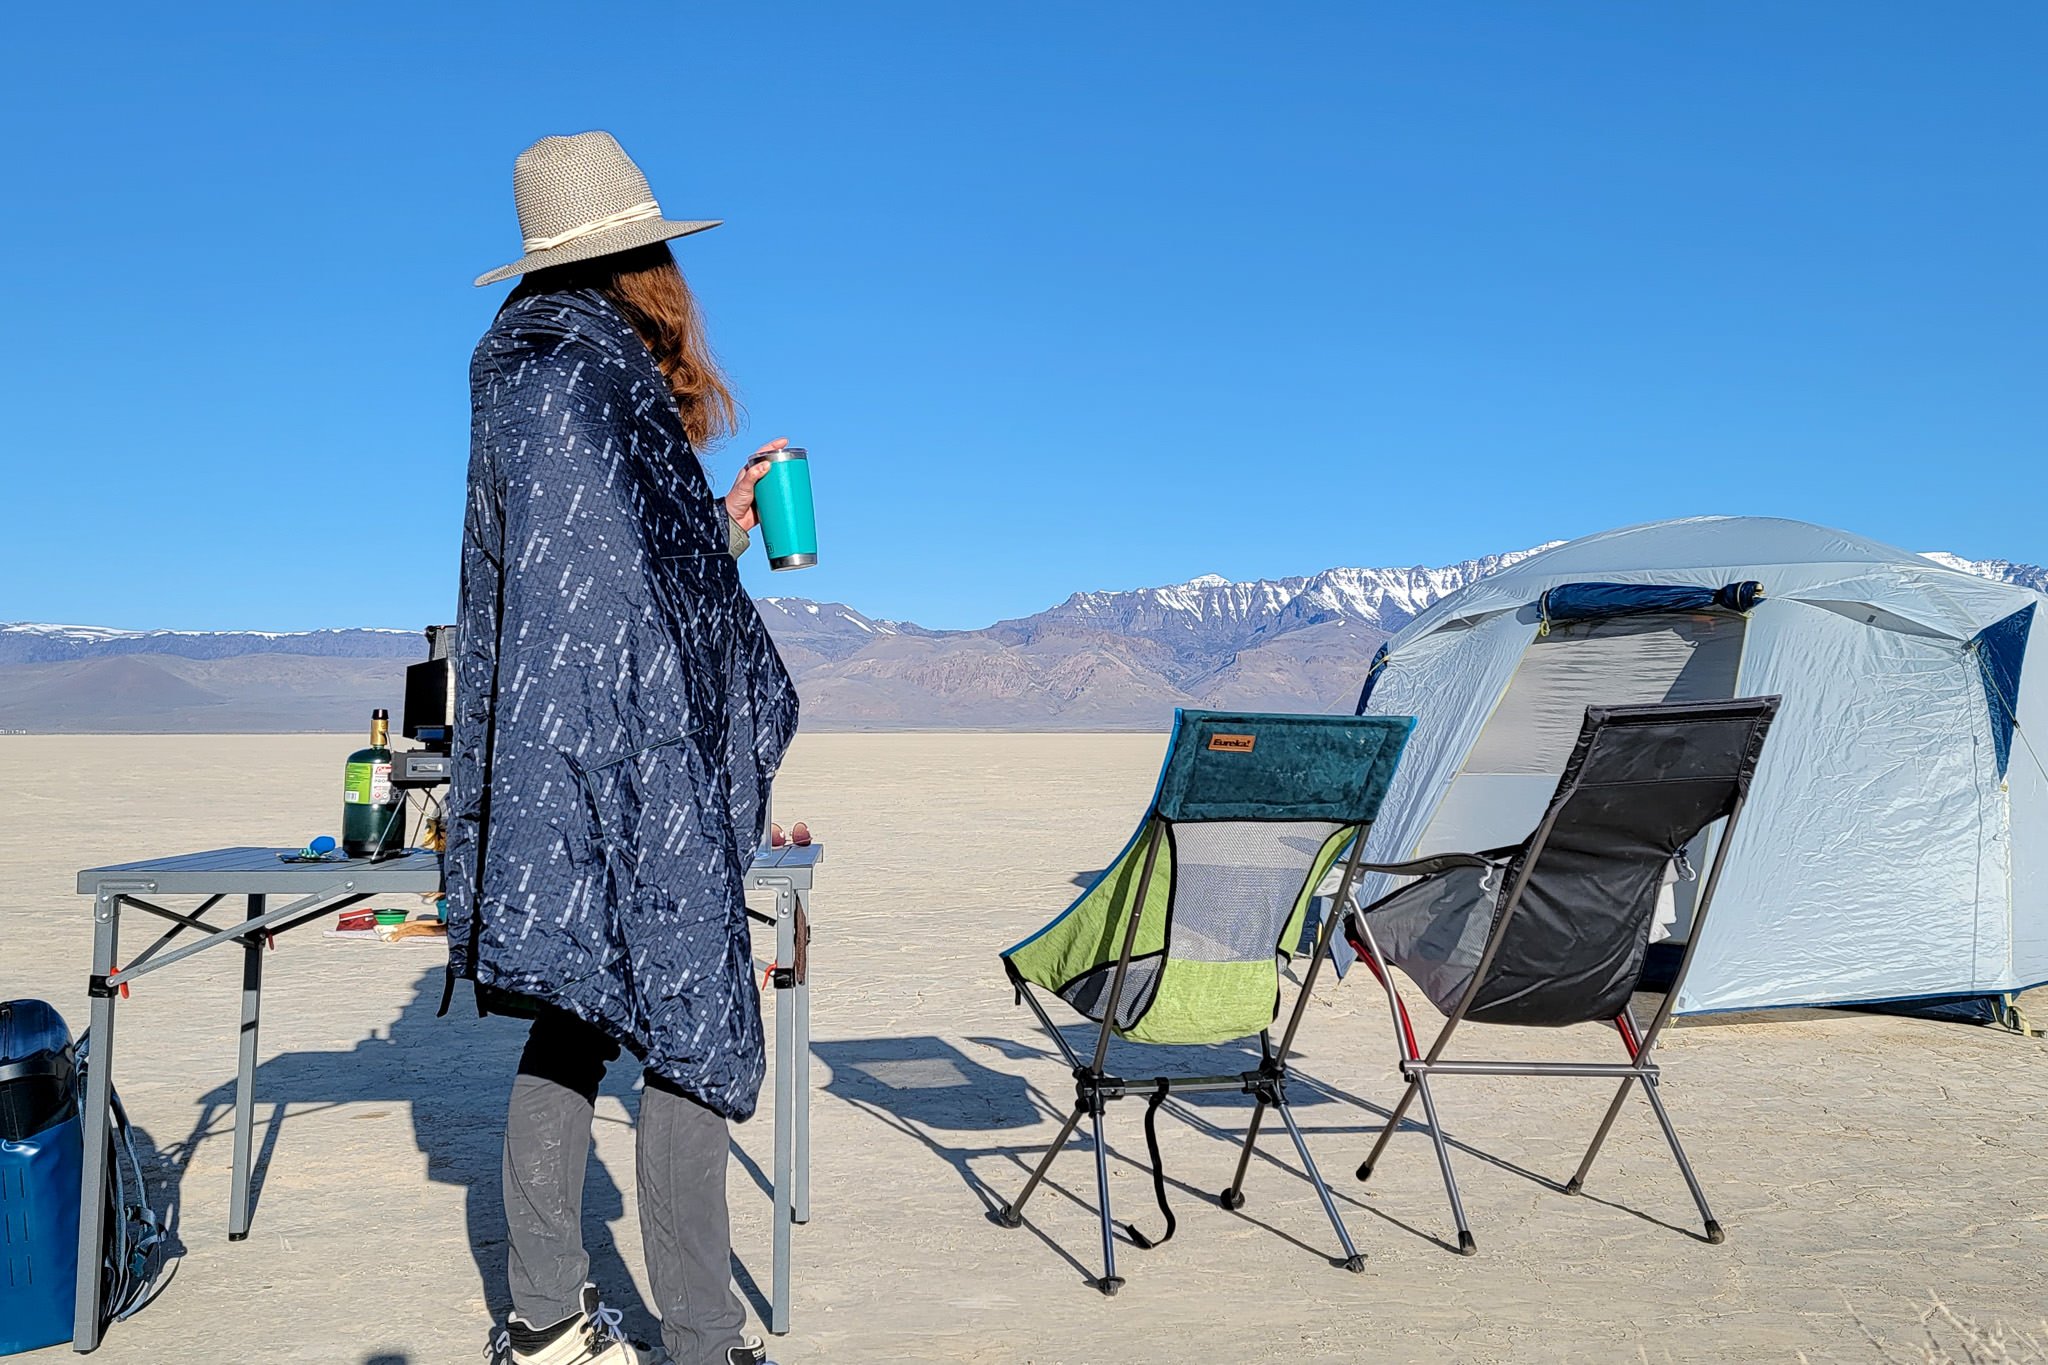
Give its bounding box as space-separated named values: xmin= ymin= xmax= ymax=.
xmin=989 ymin=547 xmax=1561 ymax=661
xmin=1919 ymin=553 xmax=2048 ymax=596
xmin=4 ymin=546 xmax=2041 ymax=732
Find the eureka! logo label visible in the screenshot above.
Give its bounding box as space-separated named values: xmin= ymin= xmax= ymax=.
xmin=1207 ymin=733 xmax=1256 ymax=752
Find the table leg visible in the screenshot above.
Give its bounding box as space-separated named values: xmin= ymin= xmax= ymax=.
xmin=770 ymin=882 xmax=794 ymax=1336
xmin=793 ymin=889 xmax=811 ymax=1227
xmin=229 ymin=894 xmax=264 ymax=1241
xmin=72 ymin=893 xmax=122 ymax=1353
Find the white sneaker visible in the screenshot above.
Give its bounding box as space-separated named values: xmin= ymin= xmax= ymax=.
xmin=489 ymin=1285 xmax=641 ymax=1365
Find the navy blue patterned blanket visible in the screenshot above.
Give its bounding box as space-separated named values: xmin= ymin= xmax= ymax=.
xmin=443 ymin=287 xmax=799 ymax=1120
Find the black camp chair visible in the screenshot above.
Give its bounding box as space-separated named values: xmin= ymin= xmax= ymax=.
xmin=997 ymin=710 xmax=1414 ymax=1294
xmin=1341 ymin=697 xmax=1778 ymax=1253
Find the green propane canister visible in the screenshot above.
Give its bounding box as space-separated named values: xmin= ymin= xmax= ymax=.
xmin=341 ymin=709 xmax=407 ymax=858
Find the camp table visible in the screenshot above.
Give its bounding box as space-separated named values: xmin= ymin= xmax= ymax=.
xmin=69 ymin=842 xmax=821 ymax=1351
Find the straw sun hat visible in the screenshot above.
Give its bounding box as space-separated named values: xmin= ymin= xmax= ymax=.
xmin=473 ymin=131 xmax=719 ymax=287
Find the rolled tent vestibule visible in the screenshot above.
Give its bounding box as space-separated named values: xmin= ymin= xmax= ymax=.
xmin=1353 ymin=516 xmax=2048 ymax=1025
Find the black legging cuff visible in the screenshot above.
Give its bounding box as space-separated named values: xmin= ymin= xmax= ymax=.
xmin=516 ymin=1006 xmax=621 ymax=1106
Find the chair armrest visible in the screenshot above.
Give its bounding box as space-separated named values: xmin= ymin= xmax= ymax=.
xmin=1347 ymin=849 xmax=1517 ymax=923
xmin=1358 ymin=853 xmax=1498 ymax=879
xmin=1313 ymin=850 xmax=1490 ymax=898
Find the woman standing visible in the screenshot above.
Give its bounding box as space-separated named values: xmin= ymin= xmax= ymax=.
xmin=445 ymin=132 xmax=798 ymax=1365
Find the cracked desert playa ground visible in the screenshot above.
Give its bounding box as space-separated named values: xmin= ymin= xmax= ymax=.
xmin=3 ymin=733 xmax=2043 ymax=1364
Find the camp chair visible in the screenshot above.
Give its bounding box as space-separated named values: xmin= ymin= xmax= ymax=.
xmin=996 ymin=709 xmax=1415 ymax=1294
xmin=1341 ymin=696 xmax=1779 ymax=1254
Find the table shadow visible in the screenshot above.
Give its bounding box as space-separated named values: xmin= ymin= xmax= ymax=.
xmin=155 ymin=963 xmax=773 ymax=1354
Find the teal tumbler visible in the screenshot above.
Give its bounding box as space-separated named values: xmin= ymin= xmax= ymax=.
xmin=751 ymin=447 xmax=818 ymax=571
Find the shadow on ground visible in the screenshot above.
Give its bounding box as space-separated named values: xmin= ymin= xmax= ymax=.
xmin=143 ymin=964 xmax=773 ymax=1356
xmin=811 ymin=998 xmax=1729 ymax=1288
xmin=812 ymin=1026 xmax=1411 ymax=1285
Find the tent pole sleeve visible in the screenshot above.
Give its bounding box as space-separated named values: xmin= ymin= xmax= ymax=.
xmin=1089 ymin=820 xmax=1164 ymax=1073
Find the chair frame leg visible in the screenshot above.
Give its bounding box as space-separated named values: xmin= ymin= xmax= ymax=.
xmin=1561 ymin=1023 xmax=1722 ymax=1239
xmin=1355 ymin=1077 xmax=1418 ymax=1183
xmin=1637 ymin=1072 xmax=1723 ymax=1243
xmin=1220 ymin=1097 xmax=1264 ymax=1211
xmin=1410 ymin=1072 xmax=1476 ymax=1255
xmin=1565 ymin=1076 xmax=1636 ymax=1195
xmin=1275 ymin=1094 xmax=1367 ymax=1271
xmin=1000 ymin=1099 xmax=1086 ymax=1227
xmin=1089 ymin=1104 xmax=1124 ymax=1293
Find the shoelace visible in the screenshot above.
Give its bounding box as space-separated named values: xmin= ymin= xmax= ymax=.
xmin=587 ymin=1300 xmax=628 ymax=1345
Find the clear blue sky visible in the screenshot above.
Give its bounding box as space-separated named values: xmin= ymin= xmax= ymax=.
xmin=2 ymin=4 xmax=2041 ymax=631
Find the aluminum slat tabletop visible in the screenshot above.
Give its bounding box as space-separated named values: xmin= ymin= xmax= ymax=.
xmin=76 ymin=847 xmax=445 ymax=897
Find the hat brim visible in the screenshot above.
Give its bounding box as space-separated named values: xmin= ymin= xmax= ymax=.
xmin=473 ymin=217 xmax=721 ymax=287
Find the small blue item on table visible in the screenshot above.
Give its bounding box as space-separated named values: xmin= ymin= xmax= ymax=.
xmin=278 ymin=835 xmax=346 ymax=864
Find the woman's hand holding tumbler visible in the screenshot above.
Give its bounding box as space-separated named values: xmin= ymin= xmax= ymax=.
xmin=724 ymin=438 xmax=788 ymax=531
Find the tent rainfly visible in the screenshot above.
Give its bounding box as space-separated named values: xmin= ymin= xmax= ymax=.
xmin=1354 ymin=516 xmax=2046 ymax=1022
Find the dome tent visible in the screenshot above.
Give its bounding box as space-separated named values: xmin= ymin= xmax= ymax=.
xmin=1353 ymin=516 xmax=2046 ymax=1020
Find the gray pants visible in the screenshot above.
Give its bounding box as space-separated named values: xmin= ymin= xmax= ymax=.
xmin=504 ymin=1009 xmax=745 ymax=1365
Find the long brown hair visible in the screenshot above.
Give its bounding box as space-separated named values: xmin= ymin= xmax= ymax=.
xmin=510 ymin=242 xmax=740 ymax=450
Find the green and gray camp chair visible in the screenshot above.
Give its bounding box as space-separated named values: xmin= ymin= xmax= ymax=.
xmin=997 ymin=709 xmax=1414 ymax=1294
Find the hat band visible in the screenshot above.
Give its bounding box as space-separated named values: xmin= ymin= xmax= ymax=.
xmin=522 ymin=200 xmax=662 ymax=253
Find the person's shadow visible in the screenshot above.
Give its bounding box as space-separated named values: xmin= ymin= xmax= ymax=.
xmin=161 ymin=964 xmax=749 ymax=1355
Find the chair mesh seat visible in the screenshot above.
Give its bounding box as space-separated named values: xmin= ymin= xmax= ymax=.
xmin=1005 ymin=713 xmax=1412 ymax=1046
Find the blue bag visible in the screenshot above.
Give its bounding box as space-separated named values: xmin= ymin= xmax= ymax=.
xmin=1 ymin=1000 xmax=81 ymax=1354
xmin=0 ymin=1001 xmax=170 ymax=1355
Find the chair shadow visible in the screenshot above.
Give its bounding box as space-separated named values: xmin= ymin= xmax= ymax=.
xmin=809 ymin=1034 xmax=1104 ymax=1283
xmin=152 ymin=963 xmax=776 ymax=1353
xmin=958 ymin=1021 xmax=1700 ymax=1259
xmin=813 ymin=1030 xmax=1428 ymax=1281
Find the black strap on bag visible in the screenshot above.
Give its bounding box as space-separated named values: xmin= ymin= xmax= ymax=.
xmin=74 ymin=1033 xmax=176 ymax=1325
xmin=1123 ymin=1078 xmax=1178 ymax=1250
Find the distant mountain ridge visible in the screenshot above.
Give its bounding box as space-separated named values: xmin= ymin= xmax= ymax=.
xmin=4 ymin=547 xmax=2041 ymax=732
xmin=980 ymin=550 xmax=1555 ymax=667
xmin=0 ymin=623 xmax=418 ymax=666
xmin=1918 ymin=553 xmax=2048 ymax=596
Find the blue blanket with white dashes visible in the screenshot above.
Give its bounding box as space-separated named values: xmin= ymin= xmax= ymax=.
xmin=443 ymin=287 xmax=798 ymax=1120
